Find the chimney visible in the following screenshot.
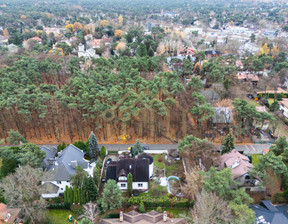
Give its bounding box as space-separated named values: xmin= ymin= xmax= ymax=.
xmin=120 ymin=211 xmax=123 ymax=222
xmin=163 ymin=211 xmax=167 ymax=222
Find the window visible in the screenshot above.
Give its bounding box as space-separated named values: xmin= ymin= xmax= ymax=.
xmin=121 ymin=184 xmax=126 ymax=187
xmin=119 ymin=176 xmax=127 ymax=181
xmin=138 ymin=183 xmax=143 ymax=187
xmin=56 ymin=181 xmax=61 ymax=184
xmin=61 ymin=188 xmax=63 ymax=190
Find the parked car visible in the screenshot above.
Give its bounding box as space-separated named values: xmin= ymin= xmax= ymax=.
xmin=143 ymin=146 xmax=150 ymax=150
xmin=105 ymin=158 xmax=112 ymax=167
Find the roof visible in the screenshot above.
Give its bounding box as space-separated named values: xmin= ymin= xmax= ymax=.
xmin=100 ymin=210 xmax=187 ymax=224
xmin=200 ymin=90 xmax=220 ymax=103
xmin=106 ymin=157 xmax=150 ymax=183
xmin=220 ymin=149 xmax=253 ymax=178
xmin=41 ymin=182 xmax=59 ymax=194
xmin=0 ymin=203 xmax=21 ymax=224
xmin=256 ymin=106 xmax=267 ymax=112
xmin=43 ymin=144 xmax=89 ymax=181
xmin=137 ymin=153 xmax=154 ymax=165
xmin=280 ymin=99 xmax=288 ymax=109
xmin=251 ymin=201 xmax=288 ymax=224
xmin=41 ymin=146 xmax=57 ymax=168
xmin=212 ymin=107 xmax=233 ymax=124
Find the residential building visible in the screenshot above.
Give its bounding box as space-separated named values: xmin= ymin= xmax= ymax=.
xmin=101 ymin=210 xmax=187 ymax=224
xmin=78 ymin=44 xmax=100 ymax=59
xmin=212 ymin=107 xmax=234 ymax=128
xmin=105 ymin=154 xmax=153 ymax=191
xmin=280 ymin=99 xmax=288 ymax=119
xmin=200 ymin=90 xmax=220 ymax=104
xmin=0 ymin=203 xmax=21 ymax=224
xmin=41 ymin=144 xmax=95 ymax=198
xmin=251 ymin=200 xmax=288 ymax=224
xmin=237 ymin=73 xmax=259 ymax=86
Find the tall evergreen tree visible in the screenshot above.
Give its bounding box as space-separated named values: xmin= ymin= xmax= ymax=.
xmin=221 ymin=129 xmax=235 ymax=155
xmin=73 ymin=187 xmax=78 ymax=203
xmin=88 ymin=131 xmax=99 ymax=159
xmin=64 ymin=185 xmax=69 ymax=204
xmin=131 ymin=139 xmax=143 ymax=157
xmin=83 ymin=177 xmax=98 ymax=202
xmin=127 ymin=173 xmax=133 ymax=196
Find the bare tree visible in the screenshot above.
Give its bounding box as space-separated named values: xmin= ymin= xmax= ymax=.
xmin=0 ymin=166 xmax=47 ymax=224
xmin=189 ymin=190 xmax=232 ymax=224
xmin=79 ymin=202 xmax=99 ymax=223
xmin=181 ymin=169 xmax=203 ymax=201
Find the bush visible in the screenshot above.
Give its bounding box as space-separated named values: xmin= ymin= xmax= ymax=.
xmin=47 ymin=203 xmax=69 ymax=209
xmin=139 ymin=201 xmax=145 ymax=213
xmin=158 ymin=156 xmax=162 ymax=162
xmin=70 ymin=203 xmax=83 ymax=215
xmin=156 ymin=206 xmax=162 ymax=213
xmin=103 ymin=213 xmax=120 ymax=219
xmin=100 ymin=146 xmax=106 ymax=159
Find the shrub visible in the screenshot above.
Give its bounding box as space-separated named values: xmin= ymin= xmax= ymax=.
xmin=139 ymin=201 xmax=145 ymax=213
xmin=169 ymin=213 xmax=173 ymax=218
xmin=158 ymin=156 xmax=162 ymax=162
xmin=156 ymin=206 xmax=162 ymax=213
xmin=100 ymin=146 xmax=106 ymax=159
xmin=103 ymin=213 xmax=120 ymax=219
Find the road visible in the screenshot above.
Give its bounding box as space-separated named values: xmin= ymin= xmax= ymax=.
xmin=39 ymin=143 xmax=271 ymax=154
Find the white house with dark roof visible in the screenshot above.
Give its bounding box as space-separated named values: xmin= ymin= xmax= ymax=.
xmin=41 ymin=144 xmax=95 ymax=198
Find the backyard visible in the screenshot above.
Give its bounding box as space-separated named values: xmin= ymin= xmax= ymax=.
xmin=46 ymin=209 xmax=79 ymax=224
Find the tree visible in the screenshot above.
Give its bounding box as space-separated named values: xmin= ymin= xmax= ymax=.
xmin=200 ymin=167 xmax=237 ymax=200
xmin=114 ymin=29 xmax=124 ymax=39
xmin=270 ymin=101 xmax=280 ymax=112
xmin=189 ymin=190 xmax=232 ymax=224
xmin=18 ymin=143 xmax=46 ymax=168
xmin=74 ymin=22 xmax=83 ymax=31
xmin=56 ymin=42 xmax=73 ymax=55
xmin=93 ymin=167 xmax=101 ymax=189
xmin=228 ymin=203 xmax=255 ymax=224
xmin=65 ymin=24 xmax=74 ymax=33
xmin=7 ymin=129 xmax=28 ymax=145
xmin=71 ymin=166 xmax=88 ymax=188
xmin=250 ymin=33 xmax=256 ymax=43
xmin=57 ymin=142 xmax=66 ymax=152
xmin=270 ymin=136 xmax=288 ymax=156
xmin=80 ymin=218 xmax=92 ymax=224
xmin=127 ymin=173 xmax=133 ymax=196
xmin=137 ymin=43 xmax=148 ymax=57
xmin=131 ymin=139 xmax=144 ymax=157
xmin=100 ymin=146 xmax=106 ymax=159
xmin=221 ymin=129 xmax=235 ymax=154
xmin=0 ymin=166 xmax=46 ymax=223
xmin=188 ymin=77 xmax=203 ymax=91
xmin=100 ymin=20 xmax=109 ymax=27
xmin=89 ymin=131 xmax=99 ymax=160
xmin=101 ymin=180 xmax=123 ymax=212
xmin=79 ymin=202 xmax=99 ymax=223
xmin=118 ymin=15 xmax=123 ymax=25
xmin=181 ymin=169 xmax=203 ymax=201
xmin=83 ymin=177 xmax=98 ymax=202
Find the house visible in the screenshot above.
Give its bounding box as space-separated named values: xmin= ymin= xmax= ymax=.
xmin=236 ymin=60 xmax=244 ymax=70
xmin=200 ymin=90 xmax=220 ymax=104
xmin=280 ymin=99 xmax=288 ymax=119
xmin=205 ymin=50 xmax=221 ymax=58
xmin=105 ymin=154 xmax=153 ymax=191
xmin=101 ymin=210 xmax=187 ymax=224
xmin=78 ymin=44 xmax=100 ymax=59
xmin=254 ymin=106 xmax=269 ymax=130
xmin=251 ymin=200 xmax=288 ymax=224
xmin=178 ymin=46 xmax=194 ymax=56
xmin=219 ymin=149 xmax=254 ymax=185
xmin=41 ymin=144 xmax=95 ymax=198
xmin=0 ymin=203 xmax=21 ymax=224
xmin=212 ymin=107 xmax=233 ymax=127
xmin=237 ymin=73 xmax=259 ymax=86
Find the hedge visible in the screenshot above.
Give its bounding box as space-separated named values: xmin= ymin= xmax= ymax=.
xmin=127 ymin=196 xmax=193 ymax=208
xmin=103 ymin=213 xmax=120 ymax=219
xmin=47 ymin=203 xmax=70 ymax=209
xmin=258 ymin=93 xmax=288 ymax=99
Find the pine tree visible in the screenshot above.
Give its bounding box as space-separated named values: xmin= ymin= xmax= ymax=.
xmin=131 ymin=139 xmax=143 ymax=157
xmin=68 ymin=187 xmax=73 ymax=204
xmin=77 ymin=188 xmax=82 ymax=204
xmin=127 ymin=173 xmax=133 ymax=196
xmin=221 ymin=129 xmax=235 ymax=155
xmin=83 ymin=177 xmax=98 ymax=202
xmin=100 ymin=146 xmax=106 ymax=159
xmin=137 ymin=43 xmax=148 ymax=57
xmin=93 ymin=167 xmax=101 ymax=189
xmin=64 ymin=185 xmax=69 ymax=204
xmin=88 ymin=131 xmax=99 ymax=160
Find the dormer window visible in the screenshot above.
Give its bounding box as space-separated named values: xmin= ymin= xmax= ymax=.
xmin=232 ymin=160 xmax=240 ymax=168
xmin=119 ymin=176 xmax=127 ymax=181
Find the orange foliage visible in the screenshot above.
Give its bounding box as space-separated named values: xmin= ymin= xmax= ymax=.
xmin=114 ymin=29 xmax=124 ymax=39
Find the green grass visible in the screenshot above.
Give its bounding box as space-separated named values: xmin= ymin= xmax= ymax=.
xmin=248 ymin=100 xmax=260 ymax=107
xmin=46 ymin=209 xmax=79 ymax=224
xmin=268 ymin=99 xmax=275 ymax=106
xmin=252 ymin=154 xmax=262 ymax=165
xmin=146 ymin=208 xmax=190 ymax=218
xmin=166 ymin=161 xmax=181 ymax=176
xmin=108 ymin=151 xmax=118 ymax=154
xmin=153 ymin=154 xmax=165 ymax=169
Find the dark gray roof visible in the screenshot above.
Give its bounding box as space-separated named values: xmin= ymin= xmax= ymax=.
xmin=41 ymin=146 xmax=57 ymax=168
xmin=45 ymin=164 xmax=72 ymax=181
xmin=251 ymin=200 xmax=288 ymax=224
xmin=137 ymin=153 xmax=154 ymax=165
xmin=200 ymin=90 xmax=220 ymax=103
xmin=44 ymin=144 xmax=89 ymax=181
xmin=41 ymin=182 xmax=59 ymax=194
xmin=212 ymin=107 xmax=233 ymax=124
xmin=106 ymin=162 xmax=117 ymax=182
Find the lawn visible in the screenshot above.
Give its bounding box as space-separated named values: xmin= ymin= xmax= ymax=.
xmin=153 ymin=154 xmax=165 ymax=169
xmin=248 ymin=99 xmax=260 ymax=107
xmin=267 ymin=98 xmax=275 ymax=106
xmin=166 ymin=161 xmax=182 ymax=176
xmin=46 ymin=209 xmax=79 ymax=224
xmin=146 ymin=208 xmax=190 ymax=218
xmin=252 ymin=154 xmax=262 ymax=165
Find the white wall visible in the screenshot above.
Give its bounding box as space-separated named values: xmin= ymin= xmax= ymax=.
xmin=41 ymin=180 xmax=72 ymax=198
xmin=117 ymin=182 xmax=148 ymax=191
xmin=149 ymin=163 xmax=153 ymax=178
xmin=280 ymin=103 xmax=288 ymax=119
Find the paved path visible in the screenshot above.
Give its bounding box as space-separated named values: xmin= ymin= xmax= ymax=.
xmin=38 ymin=143 xmax=271 ymax=154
